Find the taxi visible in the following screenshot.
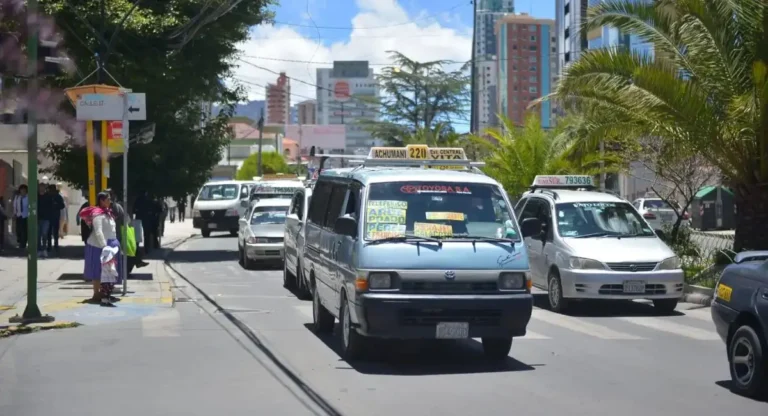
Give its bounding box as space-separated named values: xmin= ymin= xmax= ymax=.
xmin=711 ymin=251 xmax=768 ymax=398
xmin=515 ymin=175 xmax=684 ymax=314
xmin=302 ymin=144 xmax=538 ymax=362
xmin=249 ymin=174 xmax=304 ymax=204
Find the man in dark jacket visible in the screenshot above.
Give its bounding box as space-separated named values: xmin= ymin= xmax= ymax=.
xmin=104 ymin=189 xmax=149 ymax=269
xmin=46 ymin=184 xmax=65 ymax=255
xmin=37 ymin=183 xmax=54 ymax=257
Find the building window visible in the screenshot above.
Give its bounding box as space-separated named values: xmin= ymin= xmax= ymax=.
xmin=512 ymin=65 xmax=518 ymax=71
xmin=529 ymin=76 xmax=537 ymax=82
xmin=530 ymin=35 xmax=537 ymax=41
xmin=565 ymin=52 xmax=571 ymax=62
xmin=529 ymin=65 xmax=537 ymax=71
xmin=513 ymin=85 xmax=518 ymax=91
xmin=513 ymin=45 xmax=517 ymax=50
xmin=564 ymin=2 xmax=570 ymax=14
xmin=528 ymin=25 xmax=536 ymax=31
xmin=529 ymin=56 xmax=537 ymax=63
xmin=529 ymin=45 xmax=537 ymax=51
xmin=529 ymin=86 xmax=538 ymax=93
xmin=564 ymin=27 xmax=570 ymax=38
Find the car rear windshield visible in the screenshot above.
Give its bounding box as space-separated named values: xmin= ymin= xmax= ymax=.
xmin=364 ymin=181 xmax=518 ymax=240
xmin=643 ymin=200 xmax=674 ymax=209
xmin=251 ymin=208 xmax=287 ymax=225
xmin=198 ymin=184 xmax=239 ymax=201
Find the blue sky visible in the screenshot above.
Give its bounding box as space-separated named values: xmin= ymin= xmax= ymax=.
xmin=268 ymin=0 xmax=555 ymax=47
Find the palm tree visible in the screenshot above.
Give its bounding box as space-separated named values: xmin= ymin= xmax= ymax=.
xmin=473 ymin=114 xmax=623 ymax=198
xmin=551 ymin=0 xmax=768 ymax=251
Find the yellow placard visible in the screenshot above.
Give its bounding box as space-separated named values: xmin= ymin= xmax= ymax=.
xmin=406 ymin=144 xmax=428 ymax=159
xmin=414 ymin=222 xmax=453 ymax=238
xmin=428 ymin=148 xmax=465 ymax=160
xmin=366 ymin=223 xmax=406 ymax=239
xmin=716 ymin=283 xmax=733 ymax=302
xmin=368 ymin=200 xmax=408 ymax=210
xmin=367 ymin=208 xmax=406 ymax=224
xmin=426 ymin=212 xmax=465 ymax=221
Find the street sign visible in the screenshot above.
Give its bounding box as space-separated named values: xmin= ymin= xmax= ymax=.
xmin=107 ymin=121 xmax=124 ymax=153
xmin=76 ymin=93 xmax=146 ymax=121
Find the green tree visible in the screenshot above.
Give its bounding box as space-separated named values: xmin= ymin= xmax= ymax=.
xmin=360 ymin=51 xmax=470 ymax=145
xmin=551 ymin=0 xmax=768 ymax=250
xmin=474 ymin=114 xmax=623 ymax=198
xmin=235 ymin=151 xmax=291 ymax=180
xmin=38 ymin=0 xmax=273 ymax=202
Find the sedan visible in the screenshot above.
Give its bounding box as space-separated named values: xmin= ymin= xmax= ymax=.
xmin=238 ymin=203 xmax=290 ymax=269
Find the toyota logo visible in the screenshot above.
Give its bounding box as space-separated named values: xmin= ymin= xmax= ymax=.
xmin=629 ymin=264 xmax=637 ymax=272
xmin=444 ymin=270 xmax=456 ymax=280
xmin=208 ymin=211 xmax=214 ymax=217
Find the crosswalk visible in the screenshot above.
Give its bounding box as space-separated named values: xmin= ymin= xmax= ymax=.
xmin=292 ymin=304 xmax=718 ymax=342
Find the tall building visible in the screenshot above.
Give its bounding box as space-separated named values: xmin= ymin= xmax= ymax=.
xmin=316 ymin=61 xmax=380 ymax=154
xmin=297 ymin=99 xmax=316 ymax=124
xmin=556 ymin=0 xmax=588 ymax=73
xmin=473 ymin=0 xmax=515 ymax=132
xmin=497 ymin=13 xmax=557 ymax=128
xmin=265 ymin=72 xmax=290 ymax=124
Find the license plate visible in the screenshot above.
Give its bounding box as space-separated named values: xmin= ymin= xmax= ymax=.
xmin=716 ymin=283 xmax=732 ymax=302
xmin=207 ymin=223 xmax=217 ymax=229
xmin=623 ymin=281 xmax=646 ymax=294
xmin=436 ymin=322 xmax=469 ymax=339
xmin=660 ymin=213 xmax=673 ymax=222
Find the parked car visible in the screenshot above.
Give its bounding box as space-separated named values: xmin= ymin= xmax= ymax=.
xmin=711 ymin=251 xmax=768 ymax=398
xmin=284 ymin=187 xmax=312 ymax=299
xmin=237 ymin=199 xmax=291 ymax=269
xmin=632 ymin=197 xmax=690 ymax=234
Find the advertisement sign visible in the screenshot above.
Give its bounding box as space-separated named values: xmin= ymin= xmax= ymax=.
xmin=284 ymin=124 xmax=346 ymax=150
xmin=107 ymin=121 xmax=124 ymax=154
xmin=334 ymin=81 xmax=351 ymax=102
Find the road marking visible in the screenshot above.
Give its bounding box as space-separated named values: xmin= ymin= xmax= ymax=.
xmin=531 ymin=309 xmax=644 ymax=340
xmin=617 ymin=316 xmax=719 ymax=340
xmin=141 ymin=309 xmax=181 ymax=338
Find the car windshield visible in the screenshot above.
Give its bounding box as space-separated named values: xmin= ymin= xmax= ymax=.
xmin=644 ymin=199 xmax=674 ymax=210
xmin=556 ymin=201 xmax=655 ymax=237
xmin=198 ymin=184 xmax=239 ymax=201
xmin=250 ymin=207 xmax=288 ymax=225
xmin=363 ymin=181 xmax=519 ymax=241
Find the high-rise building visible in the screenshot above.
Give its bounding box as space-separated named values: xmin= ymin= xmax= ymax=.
xmin=556 ymin=0 xmax=588 ymax=73
xmin=473 ymin=0 xmax=515 ymax=132
xmin=297 ymin=99 xmax=316 ymax=124
xmin=316 ymin=61 xmax=380 ymax=154
xmin=265 ymin=72 xmax=290 ymax=124
xmin=497 ymin=13 xmax=557 ymax=128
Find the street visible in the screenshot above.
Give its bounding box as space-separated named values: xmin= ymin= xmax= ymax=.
xmin=168 ymin=235 xmax=767 ymax=416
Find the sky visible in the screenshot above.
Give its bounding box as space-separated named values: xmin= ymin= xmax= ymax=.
xmin=233 ymin=0 xmax=556 ymax=110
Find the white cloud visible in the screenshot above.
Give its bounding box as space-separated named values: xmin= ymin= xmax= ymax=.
xmin=232 ymin=0 xmax=472 ymax=104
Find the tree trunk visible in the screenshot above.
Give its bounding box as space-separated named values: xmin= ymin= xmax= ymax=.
xmin=734 ymin=183 xmax=768 ymax=251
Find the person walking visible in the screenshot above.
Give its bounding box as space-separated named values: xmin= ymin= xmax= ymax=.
xmin=78 ymin=199 xmax=90 ymax=243
xmin=166 ymin=197 xmax=177 ymax=223
xmin=0 ymin=196 xmax=7 ymax=252
xmin=45 ymin=184 xmax=65 ymax=256
xmin=177 ymin=196 xmax=187 ymax=222
xmin=80 ymin=191 xmax=121 ymax=306
xmin=37 ymin=183 xmax=53 ymax=258
xmin=57 ymin=183 xmax=69 ymax=238
xmin=13 ymin=185 xmax=29 ymax=250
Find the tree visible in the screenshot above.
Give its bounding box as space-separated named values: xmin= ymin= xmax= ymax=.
xmin=551 ymin=0 xmax=768 ymax=251
xmin=37 ymin=0 xmax=272 ymax=202
xmin=473 ymin=114 xmax=624 ymax=198
xmin=235 ymin=151 xmax=290 ymax=180
xmin=360 ymin=51 xmax=470 ymax=145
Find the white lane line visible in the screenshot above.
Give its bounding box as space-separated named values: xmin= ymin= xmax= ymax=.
xmin=141 ymin=309 xmax=181 ymax=338
xmin=617 ymin=316 xmax=719 ymax=340
xmin=294 ymin=306 xmax=549 ymax=338
xmin=532 ymin=309 xmax=644 ymax=340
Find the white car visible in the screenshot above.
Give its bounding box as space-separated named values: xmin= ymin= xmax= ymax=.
xmin=237 ymin=199 xmax=291 ymax=269
xmin=283 ymin=187 xmax=312 ymax=299
xmin=632 ymin=198 xmax=690 ymax=234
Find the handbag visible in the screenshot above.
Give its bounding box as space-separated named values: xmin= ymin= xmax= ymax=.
xmin=121 ymin=225 xmax=137 ymax=257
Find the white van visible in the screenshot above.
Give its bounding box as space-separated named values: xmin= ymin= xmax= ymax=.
xmin=193 ymin=180 xmax=255 ymax=237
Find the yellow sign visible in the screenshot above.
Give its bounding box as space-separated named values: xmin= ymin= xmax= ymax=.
xmin=64 ymin=84 xmax=121 ymax=107
xmin=414 ymin=222 xmax=453 ymax=238
xmin=406 ymin=144 xmax=428 ymax=159
xmin=716 ymin=283 xmax=733 ymax=302
xmin=369 ymin=200 xmax=408 ymax=210
xmin=425 ymin=212 xmax=465 ymax=221
xmin=107 ymin=121 xmax=124 ymax=154
xmin=366 ymin=223 xmax=406 ymax=240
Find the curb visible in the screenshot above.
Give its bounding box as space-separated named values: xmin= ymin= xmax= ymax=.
xmin=158 ymin=234 xmax=198 ymax=305
xmin=683 ymin=283 xmax=714 ymax=306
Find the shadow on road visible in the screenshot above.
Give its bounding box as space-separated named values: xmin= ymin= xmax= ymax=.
xmin=302 ymin=323 xmax=539 ymax=376
xmin=532 ymin=294 xmax=684 ymax=317
xmin=714 ymin=380 xmax=768 ymax=403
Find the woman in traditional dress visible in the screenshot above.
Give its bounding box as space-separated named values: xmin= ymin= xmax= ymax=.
xmin=79 ymin=192 xmax=121 ymax=306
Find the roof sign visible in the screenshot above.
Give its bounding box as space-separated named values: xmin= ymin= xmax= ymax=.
xmin=252 ymin=183 xmax=303 ymax=194
xmin=532 ymin=175 xmax=595 ymax=188
xmin=367 ymin=145 xmax=468 ymax=170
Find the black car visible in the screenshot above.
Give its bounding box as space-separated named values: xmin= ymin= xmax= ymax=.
xmin=711 ymin=251 xmax=768 ymax=398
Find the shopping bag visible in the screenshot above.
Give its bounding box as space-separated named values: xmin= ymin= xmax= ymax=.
xmin=121 ymin=225 xmax=137 ymax=257
xmin=100 ymin=246 xmax=119 ymax=284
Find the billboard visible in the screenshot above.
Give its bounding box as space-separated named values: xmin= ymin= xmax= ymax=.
xmin=333 ymin=81 xmax=351 ymax=102
xmin=284 ymin=124 xmax=346 ymax=150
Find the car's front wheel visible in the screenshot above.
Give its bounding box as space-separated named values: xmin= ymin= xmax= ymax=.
xmin=339 ymin=293 xmax=367 ymax=361
xmin=481 ymin=337 xmax=513 ymax=361
xmin=201 ymin=229 xmax=211 ymax=238
xmin=547 ymin=271 xmax=568 ymax=313
xmin=653 ymin=298 xmax=678 ymax=315
xmin=729 ymin=325 xmax=768 ymax=398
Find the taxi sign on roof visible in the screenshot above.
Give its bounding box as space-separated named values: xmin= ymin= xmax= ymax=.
xmin=532 ymin=175 xmax=595 ymax=188
xmin=368 ymin=145 xmax=468 ymax=170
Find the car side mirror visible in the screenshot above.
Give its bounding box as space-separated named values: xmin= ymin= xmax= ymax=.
xmin=334 ymin=215 xmax=357 ymax=238
xmin=520 ymin=218 xmax=542 ymax=238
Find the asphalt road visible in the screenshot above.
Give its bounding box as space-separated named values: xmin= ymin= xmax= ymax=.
xmin=169 ymin=235 xmax=767 ymax=416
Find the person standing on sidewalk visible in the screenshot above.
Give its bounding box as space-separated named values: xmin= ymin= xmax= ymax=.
xmin=45 ymin=184 xmax=65 ymax=256
xmin=177 ymin=196 xmax=187 ymax=222
xmin=0 ymin=196 xmax=7 ymax=252
xmin=166 ymin=197 xmax=177 ymax=223
xmin=13 ymin=185 xmax=29 ymax=250
xmin=105 ymin=188 xmax=148 ymax=270
xmin=80 ymin=192 xmax=121 ymax=306
xmin=57 ymin=183 xmax=69 ymax=238
xmin=37 ymin=183 xmax=54 ymax=258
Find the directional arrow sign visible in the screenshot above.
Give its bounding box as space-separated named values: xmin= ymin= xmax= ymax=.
xmin=126 ymin=93 xmax=146 ymax=121
xmin=76 ymin=92 xmax=146 ymax=121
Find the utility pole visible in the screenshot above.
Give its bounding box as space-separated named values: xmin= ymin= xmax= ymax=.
xmin=469 ymin=0 xmax=478 ymax=134
xmin=297 ymin=123 xmax=303 ymax=174
xmin=14 ymin=0 xmax=52 ymax=323
xmin=600 ymin=140 xmax=606 ymax=190
xmin=256 ymin=108 xmax=264 ymax=176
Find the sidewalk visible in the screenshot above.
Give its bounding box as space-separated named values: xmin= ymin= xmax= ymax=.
xmin=0 ymin=219 xmax=197 ymax=327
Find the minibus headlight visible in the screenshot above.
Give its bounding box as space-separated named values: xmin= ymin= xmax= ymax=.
xmin=499 ymin=272 xmax=526 ymax=290
xmin=368 ymin=273 xmax=392 ymax=289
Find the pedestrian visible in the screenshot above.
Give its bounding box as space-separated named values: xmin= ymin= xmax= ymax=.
xmin=45 ymin=184 xmax=65 ymax=256
xmin=166 ymin=197 xmax=177 ymax=223
xmin=79 ymin=191 xmax=121 ymax=306
xmin=78 ymin=199 xmax=90 ymax=243
xmin=158 ymin=198 xmax=167 ymax=240
xmin=13 ymin=185 xmax=28 ymax=250
xmin=177 ymin=196 xmax=186 ymax=222
xmin=37 ymin=183 xmax=53 ymax=258
xmin=134 ymin=190 xmax=156 ymax=253
xmin=57 ymin=183 xmax=69 ymax=238
xmin=0 ymin=195 xmax=7 ymax=252
xmin=104 ymin=188 xmax=148 ymax=270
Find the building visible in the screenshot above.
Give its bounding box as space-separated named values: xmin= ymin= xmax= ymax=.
xmin=556 ymin=0 xmax=588 ymax=72
xmin=264 ymin=72 xmax=290 ymax=124
xmin=316 ymin=61 xmax=380 ymax=154
xmin=473 ymin=0 xmax=515 ymax=132
xmin=497 ymin=13 xmax=557 ymax=128
xmin=297 ymin=99 xmax=316 ymax=124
